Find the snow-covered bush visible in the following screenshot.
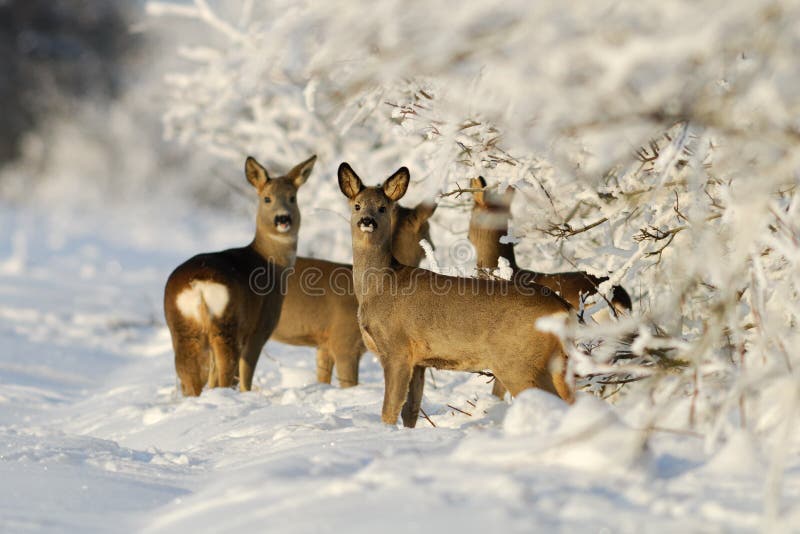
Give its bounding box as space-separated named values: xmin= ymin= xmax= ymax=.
xmin=148 ymin=0 xmax=800 ymax=521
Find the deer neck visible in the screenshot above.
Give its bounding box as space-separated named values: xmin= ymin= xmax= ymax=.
xmin=250 ymin=218 xmax=297 ymax=269
xmin=469 ymin=214 xmax=518 ymax=271
xmin=351 ymin=235 xmax=393 ymax=301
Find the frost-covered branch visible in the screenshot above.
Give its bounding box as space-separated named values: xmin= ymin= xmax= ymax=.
xmin=148 ymin=0 xmax=800 ymax=517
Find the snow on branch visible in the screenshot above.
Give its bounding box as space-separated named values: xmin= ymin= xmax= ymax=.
xmin=147 ymin=3 xmax=800 ymax=516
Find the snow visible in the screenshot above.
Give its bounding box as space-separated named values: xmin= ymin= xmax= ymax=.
xmin=2 ymin=1 xmax=800 ymax=531
xmin=1 ymin=203 xmax=798 ymax=533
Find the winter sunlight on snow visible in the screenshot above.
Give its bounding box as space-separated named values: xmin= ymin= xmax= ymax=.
xmin=1 ymin=1 xmax=799 ymax=532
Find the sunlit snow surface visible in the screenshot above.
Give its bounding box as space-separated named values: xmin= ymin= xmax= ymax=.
xmin=0 ymin=205 xmax=798 ymax=533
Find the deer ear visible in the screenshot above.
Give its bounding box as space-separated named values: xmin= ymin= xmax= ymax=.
xmin=245 ymin=156 xmax=270 ymax=188
xmin=413 ymin=201 xmax=437 ymax=224
xmin=289 ymin=154 xmax=316 ymax=188
xmin=470 ymin=177 xmax=486 ymax=206
xmin=383 ymin=167 xmax=410 ymax=202
xmin=338 ymin=162 xmax=364 ymax=199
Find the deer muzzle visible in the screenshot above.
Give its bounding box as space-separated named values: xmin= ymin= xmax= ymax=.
xmin=358 ymin=217 xmax=377 ymax=233
xmin=274 ymin=214 xmax=292 ymax=233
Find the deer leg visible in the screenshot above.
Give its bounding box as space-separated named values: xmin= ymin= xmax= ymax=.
xmin=493 ymin=373 xmax=525 ymax=398
xmin=491 ymin=380 xmax=508 ymax=400
xmin=400 ymin=365 xmax=426 ymax=428
xmin=381 ymin=360 xmax=412 ymax=426
xmin=493 ymin=362 xmax=548 ymax=399
xmin=331 ymin=331 xmax=365 ymax=388
xmin=550 ymin=353 xmax=574 ymax=403
xmin=551 ymin=370 xmax=574 ymax=403
xmin=316 ymin=346 xmax=334 ymax=384
xmin=209 ymin=333 xmax=238 ymax=389
xmin=238 ymin=339 xmax=265 ymax=392
xmin=173 ymin=335 xmax=206 ymax=397
xmin=334 ymin=352 xmax=360 ymax=388
xmin=206 ymin=350 xmax=217 ymax=389
xmin=530 ymin=364 xmax=563 ymax=399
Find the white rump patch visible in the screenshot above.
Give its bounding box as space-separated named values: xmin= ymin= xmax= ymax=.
xmin=176 ymin=281 xmax=230 ymax=322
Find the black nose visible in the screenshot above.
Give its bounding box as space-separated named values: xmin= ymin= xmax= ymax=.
xmin=358 ymin=217 xmax=377 ymax=229
xmin=274 ymin=214 xmax=292 ymax=225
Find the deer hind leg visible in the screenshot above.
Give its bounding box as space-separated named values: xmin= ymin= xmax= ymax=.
xmin=401 ymin=365 xmax=426 ymax=428
xmin=172 ymin=333 xmax=207 ymax=397
xmin=494 ymin=361 xmax=560 ymax=399
xmin=206 ymin=350 xmax=217 ymax=389
xmin=551 ymin=370 xmax=574 ymax=403
xmin=316 ymin=346 xmax=334 ymax=384
xmin=532 ymin=369 xmax=562 ymax=398
xmin=381 ymin=360 xmax=413 ymax=426
xmin=208 ymin=332 xmax=239 ymax=389
xmin=492 ymin=373 xmax=530 ymax=398
xmin=491 ymin=380 xmax=508 ymax=400
xmin=549 ymin=353 xmax=574 ymax=403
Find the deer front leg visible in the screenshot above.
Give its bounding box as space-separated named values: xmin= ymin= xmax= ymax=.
xmin=401 ymin=365 xmax=426 ymax=428
xmin=316 ymin=346 xmax=334 ymax=384
xmin=334 ymin=351 xmax=361 ymax=388
xmin=331 ymin=333 xmax=365 ymax=388
xmin=381 ymin=360 xmax=412 ymax=425
xmin=238 ymin=339 xmax=265 ymax=392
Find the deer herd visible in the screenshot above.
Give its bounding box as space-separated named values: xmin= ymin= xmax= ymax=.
xmin=165 ymin=155 xmax=631 ymax=427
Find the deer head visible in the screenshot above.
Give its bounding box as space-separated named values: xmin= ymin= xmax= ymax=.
xmin=338 ymin=162 xmax=410 ymax=249
xmin=246 ymin=154 xmax=316 ymax=239
xmin=392 ymin=202 xmax=437 ymax=266
xmin=470 ymin=176 xmax=515 ymax=231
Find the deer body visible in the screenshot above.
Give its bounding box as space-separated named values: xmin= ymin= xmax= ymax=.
xmin=339 ymin=163 xmax=574 ymax=428
xmin=468 ymin=176 xmax=631 ymax=398
xmin=271 ymin=204 xmax=435 ymax=387
xmin=271 ymin=257 xmax=362 ymax=386
xmin=468 ymin=176 xmax=632 ymax=313
xmin=164 ymin=155 xmax=315 ymax=396
xmin=469 ymin=218 xmax=632 ymax=311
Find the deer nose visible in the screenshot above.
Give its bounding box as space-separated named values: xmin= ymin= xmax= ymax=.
xmin=358 ymin=217 xmax=377 ymax=233
xmin=274 ymin=214 xmax=292 ymax=233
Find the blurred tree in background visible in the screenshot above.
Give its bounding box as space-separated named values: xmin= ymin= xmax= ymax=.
xmin=0 ymin=0 xmax=137 ymax=164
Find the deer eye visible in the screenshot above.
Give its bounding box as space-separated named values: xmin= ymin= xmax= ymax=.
xmin=354 ymin=204 xmax=361 ymax=211
xmin=289 ymin=196 xmax=296 ymax=203
xmin=378 ymin=206 xmax=386 ymax=213
xmin=264 ymin=197 xmax=271 ymax=203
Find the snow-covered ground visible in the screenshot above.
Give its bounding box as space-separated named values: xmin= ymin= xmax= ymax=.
xmin=1 ymin=201 xmax=799 ymax=534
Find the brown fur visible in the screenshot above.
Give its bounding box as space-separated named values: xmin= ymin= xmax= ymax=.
xmin=271 ymin=202 xmax=436 ymax=387
xmin=338 ymin=163 xmax=575 ymax=428
xmin=164 ymin=155 xmax=316 ymax=396
xmin=467 ymin=176 xmax=632 ymax=398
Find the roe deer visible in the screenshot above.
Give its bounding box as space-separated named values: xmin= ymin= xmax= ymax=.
xmin=270 ymin=201 xmax=437 ymax=387
xmin=338 ymin=162 xmax=575 ymax=428
xmin=468 ymin=176 xmax=631 ymax=398
xmin=164 ymin=155 xmax=316 ymax=396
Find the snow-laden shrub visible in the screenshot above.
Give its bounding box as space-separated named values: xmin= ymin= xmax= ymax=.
xmin=148 ymin=0 xmax=800 ymax=522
